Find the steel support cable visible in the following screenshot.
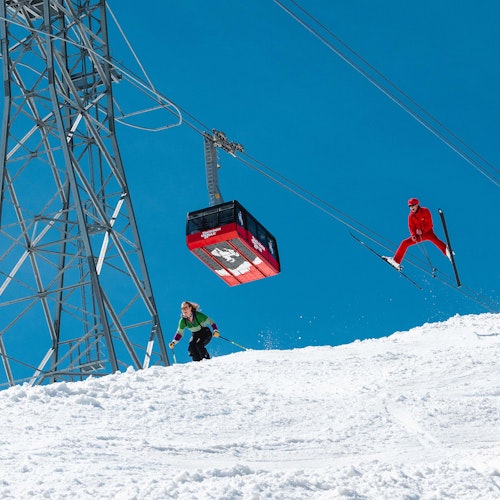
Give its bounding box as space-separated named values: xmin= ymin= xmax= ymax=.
xmin=284 ymin=0 xmax=500 ymax=182
xmin=240 ymin=151 xmax=393 ymax=247
xmin=1 ymin=10 xmax=496 ymax=311
xmin=236 ymin=153 xmax=498 ymax=312
xmin=70 ymin=0 xmax=500 ymax=311
xmin=432 ymin=268 xmax=498 ymax=312
xmin=405 ymin=247 xmax=497 ymax=312
xmin=0 ymin=9 xmax=395 ymax=257
xmin=106 ymin=71 xmax=499 ymax=313
xmin=106 ymin=2 xmax=155 ymax=92
xmin=105 ymin=2 xmax=184 ymax=132
xmin=273 ymin=0 xmax=500 ymax=187
xmin=0 ymin=8 xmax=214 ymax=136
xmin=0 ymin=10 xmax=183 ymax=132
xmin=84 ymin=5 xmax=500 ymax=311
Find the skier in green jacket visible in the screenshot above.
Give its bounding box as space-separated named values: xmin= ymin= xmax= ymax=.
xmin=169 ymin=301 xmax=220 ymax=361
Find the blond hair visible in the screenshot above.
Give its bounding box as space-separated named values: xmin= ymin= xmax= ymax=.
xmin=181 ymin=301 xmax=200 ymax=311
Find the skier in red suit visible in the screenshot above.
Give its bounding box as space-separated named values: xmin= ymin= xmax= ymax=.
xmin=384 ymin=198 xmax=451 ymax=270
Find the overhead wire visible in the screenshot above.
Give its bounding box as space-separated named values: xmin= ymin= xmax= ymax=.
xmin=0 ymin=6 xmax=183 ymax=132
xmin=237 ymin=152 xmax=498 ymax=313
xmin=106 ymin=2 xmax=184 ymax=132
xmin=102 ymin=3 xmax=500 ymax=313
xmin=273 ymin=0 xmax=500 ymax=188
xmin=1 ymin=5 xmax=497 ymax=312
xmin=106 ymin=2 xmax=156 ymax=92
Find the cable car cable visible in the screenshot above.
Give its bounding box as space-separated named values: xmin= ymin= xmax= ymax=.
xmin=239 ymin=151 xmax=394 ymax=248
xmin=236 ymin=152 xmax=498 ymax=312
xmin=105 ymin=3 xmax=499 ymax=311
xmin=273 ymin=0 xmax=500 ymax=188
xmin=4 ymin=8 xmax=494 ymax=309
xmin=94 ymin=8 xmax=500 ymax=311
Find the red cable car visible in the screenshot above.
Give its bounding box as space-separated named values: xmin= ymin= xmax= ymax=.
xmin=186 ymin=130 xmax=280 ymax=286
xmin=186 ymin=200 xmax=280 ymax=286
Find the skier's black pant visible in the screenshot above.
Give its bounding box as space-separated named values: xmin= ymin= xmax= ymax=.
xmin=188 ymin=327 xmax=212 ymax=361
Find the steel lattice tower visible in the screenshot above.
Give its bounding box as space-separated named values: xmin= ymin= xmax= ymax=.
xmin=0 ymin=0 xmax=170 ymax=387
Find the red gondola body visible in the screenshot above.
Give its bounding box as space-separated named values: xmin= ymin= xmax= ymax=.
xmin=186 ymin=200 xmax=280 ymax=286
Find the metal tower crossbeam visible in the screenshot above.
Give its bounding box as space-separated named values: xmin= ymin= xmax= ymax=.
xmin=0 ymin=0 xmax=169 ymax=388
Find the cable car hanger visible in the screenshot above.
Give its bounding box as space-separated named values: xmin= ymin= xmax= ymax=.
xmin=185 ymin=131 xmax=280 ymax=286
xmin=203 ymin=129 xmax=244 ymax=207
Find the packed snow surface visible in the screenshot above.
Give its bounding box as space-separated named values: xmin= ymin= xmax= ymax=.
xmin=0 ymin=313 xmax=499 ymax=499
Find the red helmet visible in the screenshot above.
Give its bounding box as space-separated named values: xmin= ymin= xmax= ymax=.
xmin=408 ymin=198 xmax=419 ymax=206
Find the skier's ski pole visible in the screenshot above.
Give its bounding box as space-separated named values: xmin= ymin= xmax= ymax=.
xmin=171 ymin=347 xmax=177 ymax=364
xmin=417 ymin=241 xmax=436 ymax=277
xmin=216 ymin=335 xmax=248 ymax=351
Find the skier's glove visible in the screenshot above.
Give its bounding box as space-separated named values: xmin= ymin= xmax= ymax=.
xmin=213 ymin=330 xmax=220 ymax=338
xmin=169 ymin=341 xmax=176 ymax=349
xmin=415 ymin=229 xmax=423 ymax=235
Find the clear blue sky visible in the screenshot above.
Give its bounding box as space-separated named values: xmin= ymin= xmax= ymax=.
xmin=110 ymin=1 xmax=499 ymax=363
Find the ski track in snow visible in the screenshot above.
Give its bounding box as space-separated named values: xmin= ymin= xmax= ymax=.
xmin=0 ymin=313 xmax=499 ymax=499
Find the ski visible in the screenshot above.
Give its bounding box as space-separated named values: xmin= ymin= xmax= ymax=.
xmin=438 ymin=209 xmax=461 ymax=288
xmin=350 ymin=232 xmax=423 ymax=290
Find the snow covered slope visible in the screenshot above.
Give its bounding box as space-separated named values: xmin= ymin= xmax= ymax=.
xmin=1 ymin=313 xmax=499 ymax=499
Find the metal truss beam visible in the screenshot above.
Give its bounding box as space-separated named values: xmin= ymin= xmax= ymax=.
xmin=0 ymin=0 xmax=169 ymax=387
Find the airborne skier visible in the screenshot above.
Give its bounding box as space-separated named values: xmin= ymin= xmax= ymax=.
xmin=383 ymin=198 xmax=452 ymax=270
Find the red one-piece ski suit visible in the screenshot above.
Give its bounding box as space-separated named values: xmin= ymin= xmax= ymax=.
xmin=394 ymin=206 xmax=447 ymax=264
